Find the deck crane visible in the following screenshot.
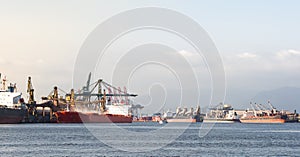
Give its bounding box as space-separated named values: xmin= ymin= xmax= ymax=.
xmin=78 ymin=72 xmax=92 ymax=102
xmin=254 ymin=103 xmax=262 ymax=114
xmin=258 ymin=103 xmax=269 ymax=111
xmin=250 ymin=102 xmax=257 ymax=117
xmin=27 ymin=77 xmax=35 ymax=104
xmin=268 ymin=100 xmax=276 ymax=109
xmin=82 ymin=72 xmax=91 ymax=92
xmin=267 ymin=100 xmax=278 ymax=115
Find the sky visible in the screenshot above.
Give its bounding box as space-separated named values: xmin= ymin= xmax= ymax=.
xmin=0 ymin=0 xmax=300 ymax=113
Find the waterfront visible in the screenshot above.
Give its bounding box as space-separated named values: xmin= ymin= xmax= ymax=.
xmin=0 ymin=123 xmax=299 ymax=156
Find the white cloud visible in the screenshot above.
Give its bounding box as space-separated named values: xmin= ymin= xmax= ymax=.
xmin=178 ymin=50 xmax=196 ymax=57
xmin=237 ymin=52 xmax=257 ymax=59
xmin=276 ymin=49 xmax=300 ymax=58
xmin=177 ymin=50 xmax=207 ymax=68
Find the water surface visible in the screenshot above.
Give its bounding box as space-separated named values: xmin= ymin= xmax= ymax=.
xmin=0 ymin=123 xmax=299 ymax=156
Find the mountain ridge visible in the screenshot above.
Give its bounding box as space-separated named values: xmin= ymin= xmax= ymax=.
xmin=251 ymin=86 xmax=300 ymax=112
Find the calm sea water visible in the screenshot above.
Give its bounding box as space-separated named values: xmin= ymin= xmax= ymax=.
xmin=0 ymin=123 xmax=299 ymax=157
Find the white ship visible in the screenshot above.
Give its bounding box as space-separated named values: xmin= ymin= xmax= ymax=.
xmin=203 ymin=104 xmax=240 ymax=123
xmin=0 ymin=74 xmax=27 ymax=124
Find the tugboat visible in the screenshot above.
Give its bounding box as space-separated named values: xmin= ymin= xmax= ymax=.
xmin=0 ymin=74 xmax=27 ymax=124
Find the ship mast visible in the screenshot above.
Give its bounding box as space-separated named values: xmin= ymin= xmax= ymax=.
xmin=2 ymin=75 xmax=7 ymax=91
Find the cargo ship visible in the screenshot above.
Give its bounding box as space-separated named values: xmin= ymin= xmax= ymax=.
xmin=239 ymin=101 xmax=285 ymax=124
xmin=51 ymin=74 xmax=136 ymax=123
xmin=163 ymin=106 xmax=202 ymax=123
xmin=203 ymin=104 xmax=240 ymax=123
xmin=0 ymin=74 xmax=27 ymax=124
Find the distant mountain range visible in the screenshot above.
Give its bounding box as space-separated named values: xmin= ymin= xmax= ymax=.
xmin=251 ymin=87 xmax=300 ymax=112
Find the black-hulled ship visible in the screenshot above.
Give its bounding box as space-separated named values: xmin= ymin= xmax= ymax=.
xmin=0 ymin=74 xmax=26 ymax=124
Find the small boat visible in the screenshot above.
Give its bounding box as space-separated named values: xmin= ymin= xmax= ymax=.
xmin=158 ymin=119 xmax=168 ymax=124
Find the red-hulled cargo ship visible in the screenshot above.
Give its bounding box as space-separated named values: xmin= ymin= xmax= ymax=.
xmin=47 ymin=73 xmax=137 ymax=123
xmin=55 ymin=111 xmax=132 ymax=123
xmin=240 ymin=102 xmax=286 ymax=124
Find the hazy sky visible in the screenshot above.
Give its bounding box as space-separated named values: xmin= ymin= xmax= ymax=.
xmin=1 ymin=1 xmax=300 ymax=112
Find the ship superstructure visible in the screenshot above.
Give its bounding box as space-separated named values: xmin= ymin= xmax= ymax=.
xmin=203 ymin=103 xmax=240 ymax=123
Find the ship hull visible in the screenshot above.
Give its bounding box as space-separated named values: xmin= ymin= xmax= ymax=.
xmin=166 ymin=118 xmax=197 ymax=123
xmin=0 ymin=108 xmax=26 ymax=124
xmin=203 ymin=118 xmax=240 ymax=123
xmin=240 ymin=117 xmax=285 ymax=124
xmin=55 ymin=111 xmax=132 ymax=123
